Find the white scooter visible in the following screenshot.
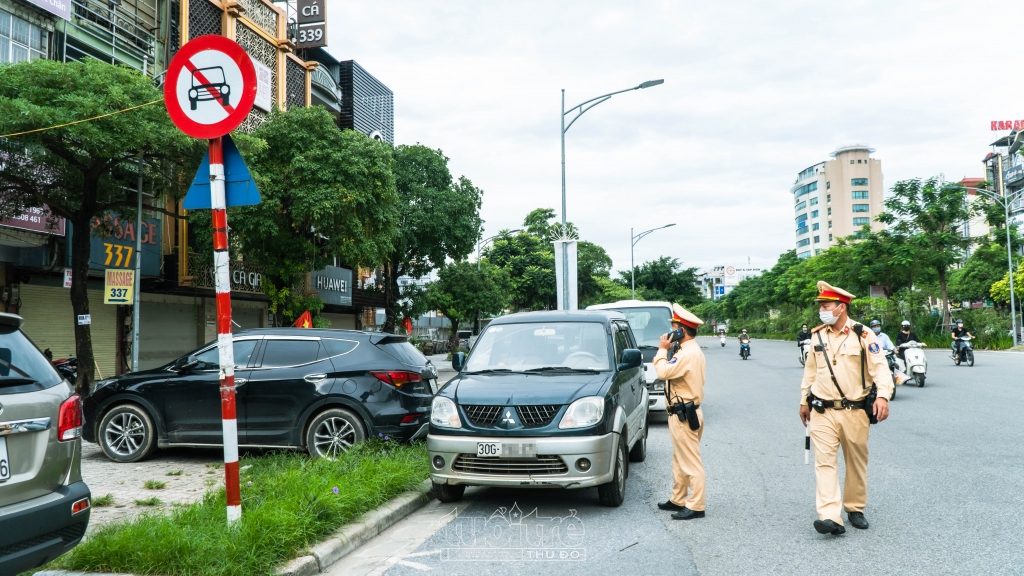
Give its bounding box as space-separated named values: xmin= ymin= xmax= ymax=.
xmin=799 ymin=341 xmax=810 ymax=366
xmin=720 ymin=334 xmax=726 ymax=347
xmin=899 ymin=341 xmax=928 ymax=387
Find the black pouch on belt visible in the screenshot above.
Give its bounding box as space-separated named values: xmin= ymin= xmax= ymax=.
xmin=864 ymin=385 xmax=878 ymax=424
xmin=684 ymin=401 xmax=700 ymax=431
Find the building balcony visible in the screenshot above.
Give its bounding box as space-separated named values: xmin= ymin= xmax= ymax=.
xmin=310 ymin=66 xmax=342 ymax=114
xmin=796 ymin=226 xmax=810 ymax=236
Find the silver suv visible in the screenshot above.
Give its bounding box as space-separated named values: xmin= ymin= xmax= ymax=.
xmin=0 ymin=313 xmax=91 ymax=574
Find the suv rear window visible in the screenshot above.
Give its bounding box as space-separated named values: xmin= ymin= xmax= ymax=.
xmin=378 ymin=339 xmax=426 ymax=367
xmin=261 ymin=339 xmax=321 ymax=367
xmin=0 ymin=326 xmax=62 ymax=393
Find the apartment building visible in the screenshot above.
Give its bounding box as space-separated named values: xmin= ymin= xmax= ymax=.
xmin=791 ymin=145 xmax=885 ymax=258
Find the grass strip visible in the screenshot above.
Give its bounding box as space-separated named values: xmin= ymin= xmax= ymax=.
xmin=55 ymin=441 xmax=428 ymax=576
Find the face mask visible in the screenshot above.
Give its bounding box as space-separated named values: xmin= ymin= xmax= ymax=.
xmin=819 ymin=309 xmax=840 ymax=325
xmin=872 ymin=327 xmax=881 ymax=334
xmin=957 ymin=324 xmax=963 ymax=329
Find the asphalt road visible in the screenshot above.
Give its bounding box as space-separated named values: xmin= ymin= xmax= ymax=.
xmin=332 ymin=337 xmax=1024 ymax=576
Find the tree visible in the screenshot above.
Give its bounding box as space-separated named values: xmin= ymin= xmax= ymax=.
xmin=876 ymin=178 xmax=975 ymax=328
xmin=617 ymin=256 xmax=702 ymax=306
xmin=948 ymin=242 xmax=1013 ymax=304
xmin=381 ymin=145 xmax=483 ymax=333
xmin=427 ymin=261 xmax=508 ymax=344
xmin=0 ymin=59 xmax=202 ymax=394
xmin=191 ymin=106 xmax=399 ymax=324
xmin=485 ymin=228 xmax=555 ymax=311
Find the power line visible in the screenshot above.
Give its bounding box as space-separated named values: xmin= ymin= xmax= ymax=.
xmin=0 ymin=98 xmax=164 ymax=139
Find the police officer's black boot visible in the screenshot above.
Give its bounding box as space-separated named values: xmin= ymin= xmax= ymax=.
xmin=813 ymin=519 xmax=846 ymax=535
xmin=847 ymin=512 xmax=869 ymax=529
xmin=671 ymin=507 xmax=705 ymax=520
xmin=657 ymin=501 xmax=683 ymax=512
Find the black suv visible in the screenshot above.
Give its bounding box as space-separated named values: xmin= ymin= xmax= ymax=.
xmin=0 ymin=313 xmax=91 ymax=574
xmin=83 ymin=329 xmax=437 ymax=462
xmin=428 ymin=311 xmax=648 ymax=507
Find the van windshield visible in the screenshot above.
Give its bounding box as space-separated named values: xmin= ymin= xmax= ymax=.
xmin=465 ymin=322 xmax=610 ymax=372
xmin=604 ymin=307 xmax=672 ymax=348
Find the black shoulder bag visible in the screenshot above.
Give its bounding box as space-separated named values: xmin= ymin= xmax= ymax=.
xmin=815 ymin=326 xmax=878 ymax=424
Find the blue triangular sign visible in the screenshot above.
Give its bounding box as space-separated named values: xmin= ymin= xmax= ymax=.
xmin=183 ymin=134 xmax=262 ymax=209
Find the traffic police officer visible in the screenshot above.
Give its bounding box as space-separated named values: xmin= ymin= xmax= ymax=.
xmin=655 ymin=304 xmax=707 ymax=520
xmin=799 ymin=282 xmax=894 ymax=535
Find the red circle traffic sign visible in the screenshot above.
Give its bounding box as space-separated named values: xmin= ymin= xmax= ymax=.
xmin=164 ymin=35 xmax=257 ymax=139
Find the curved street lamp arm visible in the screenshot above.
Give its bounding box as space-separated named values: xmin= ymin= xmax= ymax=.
xmin=564 ymin=96 xmax=612 ymax=133
xmin=632 ymin=223 xmax=676 ymax=246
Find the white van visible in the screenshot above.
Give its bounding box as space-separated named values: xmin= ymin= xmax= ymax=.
xmin=586 ymin=300 xmax=673 ymax=413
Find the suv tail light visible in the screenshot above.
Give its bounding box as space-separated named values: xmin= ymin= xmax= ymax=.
xmin=371 ymin=371 xmax=423 ymax=388
xmin=58 ymin=394 xmax=83 ymax=442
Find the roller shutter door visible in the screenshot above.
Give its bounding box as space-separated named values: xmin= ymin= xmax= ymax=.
xmin=19 ymin=285 xmax=118 ymax=379
xmin=138 ymin=297 xmax=200 ymax=371
xmin=320 ymin=312 xmax=356 ymax=329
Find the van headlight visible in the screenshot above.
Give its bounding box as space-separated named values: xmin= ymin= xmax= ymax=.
xmin=430 ymin=397 xmax=462 ymax=429
xmin=559 ymin=396 xmax=605 ymax=429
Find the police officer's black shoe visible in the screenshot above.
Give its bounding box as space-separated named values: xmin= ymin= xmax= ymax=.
xmin=657 ymin=501 xmax=684 ymax=512
xmin=847 ymin=512 xmax=869 ymax=529
xmin=813 ymin=520 xmax=846 ymax=535
xmin=671 ymin=507 xmax=705 ymax=520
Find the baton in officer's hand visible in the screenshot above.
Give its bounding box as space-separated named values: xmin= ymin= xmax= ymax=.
xmin=804 ymin=426 xmax=810 ymax=465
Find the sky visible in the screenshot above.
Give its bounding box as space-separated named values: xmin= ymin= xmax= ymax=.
xmin=324 ymin=1 xmax=1024 ymax=277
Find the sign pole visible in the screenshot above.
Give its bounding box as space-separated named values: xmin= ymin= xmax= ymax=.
xmin=131 ymin=56 xmax=147 ymax=373
xmin=210 ymin=136 xmax=241 ymax=524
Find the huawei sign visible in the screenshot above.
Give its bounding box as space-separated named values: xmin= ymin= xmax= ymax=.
xmin=991 ymin=120 xmax=1024 ymax=131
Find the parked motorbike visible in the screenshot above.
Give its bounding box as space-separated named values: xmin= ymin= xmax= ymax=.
xmin=953 ymin=335 xmax=974 ymax=367
xmin=900 ymin=341 xmax=928 ymax=387
xmin=43 ymin=348 xmax=78 ymax=382
xmin=799 ymin=341 xmax=810 ymax=366
xmin=740 ymin=342 xmax=750 ymax=360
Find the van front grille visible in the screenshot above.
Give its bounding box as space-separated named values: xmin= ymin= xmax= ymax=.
xmin=462 ymin=405 xmax=502 ymax=427
xmin=452 ymin=455 xmax=568 ymax=475
xmin=516 ymin=405 xmax=561 ymax=427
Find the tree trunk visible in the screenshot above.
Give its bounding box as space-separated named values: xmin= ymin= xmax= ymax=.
xmin=382 ymin=260 xmax=399 ymax=333
xmin=938 ymin=267 xmax=950 ymax=329
xmin=449 ymin=318 xmax=460 ymax=349
xmin=69 ymin=216 xmax=96 ymax=397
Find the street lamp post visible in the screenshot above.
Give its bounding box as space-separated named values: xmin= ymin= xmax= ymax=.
xmin=962 ymin=184 xmax=1022 ymax=346
xmin=630 ymin=223 xmax=675 ymax=299
xmin=477 ymin=229 xmax=521 ymax=270
xmin=560 ymin=79 xmax=664 ymax=309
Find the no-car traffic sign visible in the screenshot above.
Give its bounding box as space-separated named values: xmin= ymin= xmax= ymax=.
xmin=164 ymin=35 xmax=257 ymax=139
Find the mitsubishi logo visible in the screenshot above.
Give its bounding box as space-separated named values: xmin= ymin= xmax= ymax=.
xmin=502 ymin=410 xmax=515 ymax=425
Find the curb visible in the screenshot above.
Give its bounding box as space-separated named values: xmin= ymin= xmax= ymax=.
xmin=275 ymin=479 xmax=433 ymax=576
xmin=35 ymin=479 xmax=434 ymax=576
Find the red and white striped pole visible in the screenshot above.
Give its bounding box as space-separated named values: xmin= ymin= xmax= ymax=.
xmin=209 ymin=136 xmax=241 ymax=524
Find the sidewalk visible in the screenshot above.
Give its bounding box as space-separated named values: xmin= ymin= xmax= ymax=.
xmin=427 ymin=353 xmax=457 ymax=385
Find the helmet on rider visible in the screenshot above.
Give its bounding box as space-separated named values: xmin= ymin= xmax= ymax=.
xmin=869 ymin=319 xmax=882 ymax=334
xmin=901 ymin=320 xmax=911 ymax=327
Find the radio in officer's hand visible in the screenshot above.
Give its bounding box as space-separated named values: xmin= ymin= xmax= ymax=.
xmin=667 ymin=328 xmax=685 ymax=343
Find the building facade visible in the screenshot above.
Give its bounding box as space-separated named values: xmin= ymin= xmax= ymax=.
xmin=698 ymin=265 xmax=763 ymax=300
xmin=792 ymin=145 xmax=885 ymax=258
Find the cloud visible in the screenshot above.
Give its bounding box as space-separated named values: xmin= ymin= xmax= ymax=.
xmin=326 ymin=0 xmax=1024 ymax=273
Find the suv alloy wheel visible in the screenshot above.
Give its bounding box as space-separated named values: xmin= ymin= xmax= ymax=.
xmin=306 ymin=408 xmax=365 ymax=459
xmin=99 ymin=404 xmax=156 ymax=463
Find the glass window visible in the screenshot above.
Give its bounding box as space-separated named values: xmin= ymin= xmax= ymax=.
xmin=810 ymin=197 xmax=818 ymax=206
xmin=827 ymin=194 xmax=831 ymax=202
xmin=811 ymin=210 xmax=819 ymax=218
xmin=604 ymin=306 xmax=671 ymax=348
xmin=796 ymin=213 xmax=808 ymax=223
xmin=798 ymin=250 xmax=811 ymax=258
xmin=852 ymin=204 xmax=870 ymax=213
xmin=812 ymin=223 xmax=820 ymax=231
xmin=797 ymin=238 xmax=810 ymax=247
xmin=321 ymin=338 xmax=358 ymax=357
xmin=813 ymin=236 xmax=820 ymax=243
xmin=11 ymin=17 xmax=27 ymax=45
xmin=795 ymin=201 xmax=806 ymax=211
xmin=466 ymin=322 xmax=611 ymax=372
xmin=827 ymin=207 xmax=832 ymax=215
xmin=828 ymin=220 xmax=832 ymax=228
xmin=11 ymin=44 xmax=26 ymax=63
xmin=261 ymin=339 xmax=321 ymax=367
xmin=852 ymin=191 xmax=869 ymax=199
xmin=852 ymin=178 xmax=868 ymax=186
xmin=826 ymin=182 xmax=831 ymax=189
xmin=613 ymin=327 xmax=629 ymax=363
xmin=795 ymin=181 xmax=818 ymax=198
xmin=194 ymin=340 xmax=259 ymax=370
xmin=815 ymin=249 xmax=821 ymax=255
xmin=378 ymin=340 xmax=427 ymax=366
xmin=0 ymin=325 xmax=62 ymax=388
xmin=850 ymin=160 xmax=855 ymax=165
xmin=0 ymin=42 xmax=7 ymax=63
xmin=829 ymin=234 xmax=833 ymax=240
xmin=853 ymin=217 xmax=870 ymax=226
xmin=0 ymin=12 xmax=10 ymax=37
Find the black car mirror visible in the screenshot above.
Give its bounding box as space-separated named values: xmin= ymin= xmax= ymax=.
xmin=617 ymin=349 xmax=642 ymax=371
xmin=176 ymin=357 xmax=199 ymax=373
xmin=452 ymin=352 xmax=466 ymax=372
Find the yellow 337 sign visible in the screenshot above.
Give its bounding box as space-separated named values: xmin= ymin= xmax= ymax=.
xmin=104 ymin=269 xmax=135 ymax=304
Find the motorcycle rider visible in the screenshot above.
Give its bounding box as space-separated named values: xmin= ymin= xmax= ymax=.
xmin=738 ymin=329 xmax=751 ymax=357
xmin=869 ymin=320 xmax=895 ymax=352
xmin=895 ymin=321 xmax=919 ymax=369
xmin=950 ymin=319 xmax=972 ymax=358
xmin=797 ymin=324 xmax=812 ymax=346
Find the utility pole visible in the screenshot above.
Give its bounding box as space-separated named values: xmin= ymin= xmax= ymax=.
xmin=131 ymin=56 xmax=147 ymax=372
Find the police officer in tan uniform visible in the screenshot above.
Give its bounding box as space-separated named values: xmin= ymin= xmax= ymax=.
xmin=799 ymin=282 xmax=894 ymax=535
xmin=654 ymin=304 xmax=707 ymax=520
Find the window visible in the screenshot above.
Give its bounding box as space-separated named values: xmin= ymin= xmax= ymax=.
xmin=852 ymin=204 xmax=870 ymax=213
xmin=797 ymin=238 xmax=810 ymax=248
xmin=261 ymin=339 xmax=321 ymax=367
xmin=813 ymin=236 xmax=820 ymax=243
xmin=796 ymin=213 xmax=808 ymax=223
xmin=812 ymin=223 xmax=820 ymax=231
xmin=0 ymin=325 xmax=61 ymax=388
xmin=810 ymin=197 xmax=819 ymax=206
xmin=852 ymin=178 xmax=868 ymax=186
xmin=853 ymin=217 xmax=870 ymax=226
xmin=379 ymin=340 xmax=428 ymax=366
xmin=798 ymin=250 xmax=812 ymax=258
xmin=827 ymin=207 xmax=832 ymax=215
xmin=852 ymin=191 xmax=869 ymax=199
xmin=796 ymin=225 xmax=809 ymax=235
xmin=811 ymin=210 xmax=819 ymax=218
xmin=466 ymin=322 xmax=611 ymax=372
xmin=857 ymin=159 xmax=863 ymax=164
xmin=321 ymin=338 xmax=359 ymax=357
xmin=826 ymin=182 xmax=831 ymax=189
xmin=795 ymin=200 xmax=807 ymax=211
xmin=815 ymin=249 xmax=822 ymax=255
xmin=795 ymin=181 xmax=818 ymax=198
xmin=827 ymin=194 xmax=831 ymax=203
xmin=829 ymin=234 xmax=833 ymax=240
xmin=610 ymin=307 xmax=672 ymax=348
xmin=0 ymin=10 xmax=48 ymax=64
xmin=850 ymin=160 xmax=855 ymax=164
xmin=194 ymin=340 xmax=259 ymax=370
xmin=613 ymin=326 xmax=629 ymax=363
xmin=828 ymin=220 xmax=832 ymax=228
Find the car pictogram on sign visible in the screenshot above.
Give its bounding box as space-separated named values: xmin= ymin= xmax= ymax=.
xmin=189 ymin=66 xmax=231 ymax=110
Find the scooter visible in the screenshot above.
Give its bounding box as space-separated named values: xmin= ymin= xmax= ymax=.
xmin=43 ymin=348 xmax=78 ymax=382
xmin=899 ymin=341 xmax=928 ymax=387
xmin=953 ymin=335 xmax=974 ymax=367
xmin=799 ymin=341 xmax=810 ymax=366
xmin=740 ymin=342 xmax=750 ymax=360
xmin=720 ymin=334 xmax=726 ymax=347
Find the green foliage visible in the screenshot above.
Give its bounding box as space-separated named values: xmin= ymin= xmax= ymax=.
xmin=92 ymin=494 xmax=115 ymax=507
xmin=990 ymin=260 xmax=1024 ymax=304
xmin=427 ymin=261 xmax=509 ymax=337
xmin=616 ymin=256 xmax=702 ymax=306
xmin=485 ymin=226 xmax=555 ymax=311
xmin=143 ymin=480 xmax=167 ymax=490
xmin=948 ymin=242 xmax=1012 ymax=303
xmin=53 ymin=442 xmax=428 ymax=576
xmin=192 ymin=106 xmax=400 ymax=325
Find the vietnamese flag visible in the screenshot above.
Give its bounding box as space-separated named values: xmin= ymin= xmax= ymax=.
xmin=293 ymin=311 xmax=312 ymax=328
xmin=402 ymin=316 xmax=413 ymax=335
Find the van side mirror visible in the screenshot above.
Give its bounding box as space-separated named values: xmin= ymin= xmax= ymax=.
xmin=618 ymin=349 xmax=642 ymax=371
xmin=452 ymin=352 xmax=466 ymax=372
